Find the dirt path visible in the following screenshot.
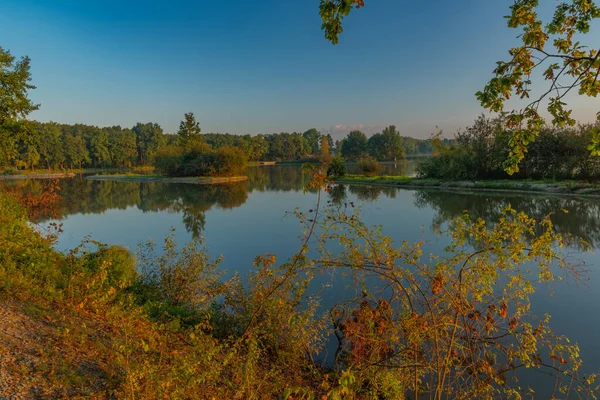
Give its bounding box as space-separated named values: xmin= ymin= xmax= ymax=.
xmin=0 ymin=301 xmax=57 ymax=399
xmin=0 ymin=300 xmax=113 ymax=399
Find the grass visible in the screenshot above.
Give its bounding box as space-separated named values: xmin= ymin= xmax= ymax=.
xmin=334 ymin=175 xmax=600 ymax=196
xmin=1 ymin=166 xmax=155 ymax=176
xmin=85 ymin=174 xmax=249 ymax=184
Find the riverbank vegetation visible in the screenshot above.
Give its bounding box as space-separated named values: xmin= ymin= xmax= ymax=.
xmin=416 ymin=116 xmax=600 ymax=181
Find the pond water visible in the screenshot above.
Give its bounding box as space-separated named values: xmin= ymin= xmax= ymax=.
xmin=23 ymin=165 xmax=600 ymax=394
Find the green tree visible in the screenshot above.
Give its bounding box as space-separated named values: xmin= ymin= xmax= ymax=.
xmin=0 ymin=46 xmax=39 ymax=125
xmin=133 ymin=122 xmax=164 ymax=165
xmin=0 ymin=122 xmax=18 ymax=169
xmin=37 ymin=122 xmax=65 ymax=170
xmin=177 ymin=112 xmax=201 ymax=146
xmin=91 ymin=130 xmax=111 ymax=167
xmin=320 ymin=135 xmax=330 ymax=156
xmin=64 ymin=134 xmax=90 ymax=169
xmin=302 ymin=128 xmax=321 ymax=155
xmin=341 ymin=130 xmax=368 ymax=161
xmin=109 ymin=127 xmax=138 ymax=168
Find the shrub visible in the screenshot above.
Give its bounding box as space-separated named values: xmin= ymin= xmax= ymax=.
xmin=357 ymin=156 xmax=381 ymax=176
xmin=327 ymin=156 xmax=346 ymax=177
xmin=153 ymin=145 xmax=183 ymax=176
xmin=83 ymin=245 xmax=137 ymax=287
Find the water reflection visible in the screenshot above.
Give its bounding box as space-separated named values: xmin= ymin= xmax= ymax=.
xmin=43 ymin=177 xmax=248 ymax=238
xmin=413 ymin=189 xmax=600 ymax=247
xmin=15 ymin=165 xmax=600 ymax=249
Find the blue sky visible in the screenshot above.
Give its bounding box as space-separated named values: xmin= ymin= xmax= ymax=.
xmin=2 ymin=0 xmax=598 ymax=139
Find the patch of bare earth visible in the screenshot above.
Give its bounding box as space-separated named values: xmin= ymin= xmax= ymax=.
xmin=0 ymin=300 xmax=113 ymax=399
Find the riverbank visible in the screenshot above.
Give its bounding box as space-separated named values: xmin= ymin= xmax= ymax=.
xmin=334 ymin=175 xmax=600 ymax=196
xmin=0 ymin=172 xmax=76 ymax=180
xmin=86 ymin=174 xmax=248 ymax=184
xmin=0 ymin=166 xmax=155 ymax=180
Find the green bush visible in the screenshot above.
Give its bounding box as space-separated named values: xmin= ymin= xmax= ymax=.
xmin=154 ymin=145 xmax=184 ymax=176
xmin=327 ymin=156 xmax=346 ymax=177
xmin=83 ymin=246 xmax=137 ymax=287
xmin=358 ymin=156 xmax=381 ymax=176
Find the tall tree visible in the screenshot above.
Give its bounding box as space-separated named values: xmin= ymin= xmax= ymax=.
xmin=133 ymin=122 xmax=164 ymax=165
xmin=109 ymin=127 xmax=138 ymax=168
xmin=320 ymin=135 xmax=330 ymax=156
xmin=64 ymin=134 xmax=90 ymax=169
xmin=341 ymin=130 xmax=368 ymax=161
xmin=0 ymin=47 xmax=39 ymax=124
xmin=91 ymin=130 xmax=111 ymax=167
xmin=177 ymin=112 xmax=201 ymax=146
xmin=303 ymin=128 xmax=321 ymax=155
xmin=37 ymin=122 xmax=65 ymax=170
xmin=368 ymin=125 xmax=404 ymax=161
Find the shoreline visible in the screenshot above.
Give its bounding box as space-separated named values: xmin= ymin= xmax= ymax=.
xmin=85 ymin=174 xmax=248 ymax=184
xmin=0 ymin=172 xmax=76 ymax=180
xmin=334 ymin=176 xmax=600 ymax=197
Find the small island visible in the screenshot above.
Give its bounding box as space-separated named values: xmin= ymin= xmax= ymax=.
xmin=0 ymin=172 xmax=76 ymax=180
xmin=86 ymin=174 xmax=248 ymax=184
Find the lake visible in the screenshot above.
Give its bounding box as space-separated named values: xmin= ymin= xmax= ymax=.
xmin=24 ymin=164 xmax=600 ymax=394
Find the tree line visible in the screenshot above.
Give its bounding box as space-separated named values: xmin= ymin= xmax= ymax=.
xmin=0 ymin=115 xmax=442 ymax=172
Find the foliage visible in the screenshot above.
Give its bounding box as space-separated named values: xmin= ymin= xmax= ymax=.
xmin=357 ymin=155 xmax=381 ymax=176
xmin=0 ymin=46 xmax=39 ymax=124
xmin=340 ymin=130 xmax=368 ymax=161
xmin=367 ymin=125 xmax=406 ymax=161
xmin=177 ymin=112 xmax=202 ymax=146
xmin=319 ymin=0 xmax=364 ymax=44
xmin=327 ymin=156 xmax=347 ymax=177
xmin=417 ymin=116 xmax=600 ymax=181
xmin=477 ymin=0 xmax=600 ymax=173
xmin=319 ymin=201 xmax=596 ymax=398
xmin=153 ymin=144 xmax=248 ymax=177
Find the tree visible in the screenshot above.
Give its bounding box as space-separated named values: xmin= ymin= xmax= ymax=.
xmin=341 ymin=130 xmax=368 ymax=161
xmin=326 ymin=134 xmax=334 ymax=153
xmin=64 ymin=134 xmax=90 ymax=169
xmin=91 ymin=130 xmax=111 ymax=167
xmin=37 ymin=122 xmax=65 ymax=170
xmin=133 ymin=122 xmax=164 ymax=165
xmin=177 ymin=112 xmax=201 ymax=146
xmin=109 ymin=127 xmax=138 ymax=168
xmin=320 ymin=1 xmax=600 ymax=174
xmin=477 ymin=1 xmax=600 ymax=173
xmin=320 ymin=135 xmax=330 ymax=156
xmin=379 ymin=125 xmax=405 ymax=161
xmin=0 ymin=46 xmax=39 ymax=125
xmin=303 ymin=128 xmax=321 ymax=155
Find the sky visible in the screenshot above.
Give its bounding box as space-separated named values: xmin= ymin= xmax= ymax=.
xmin=2 ymin=0 xmax=599 ymax=139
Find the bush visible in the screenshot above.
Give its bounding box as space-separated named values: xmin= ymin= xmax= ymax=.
xmin=83 ymin=245 xmax=137 ymax=287
xmin=358 ymin=156 xmax=381 ymax=176
xmin=327 ymin=156 xmax=346 ymax=177
xmin=416 ymin=146 xmax=477 ymax=180
xmin=154 ymin=145 xmax=184 ymax=176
